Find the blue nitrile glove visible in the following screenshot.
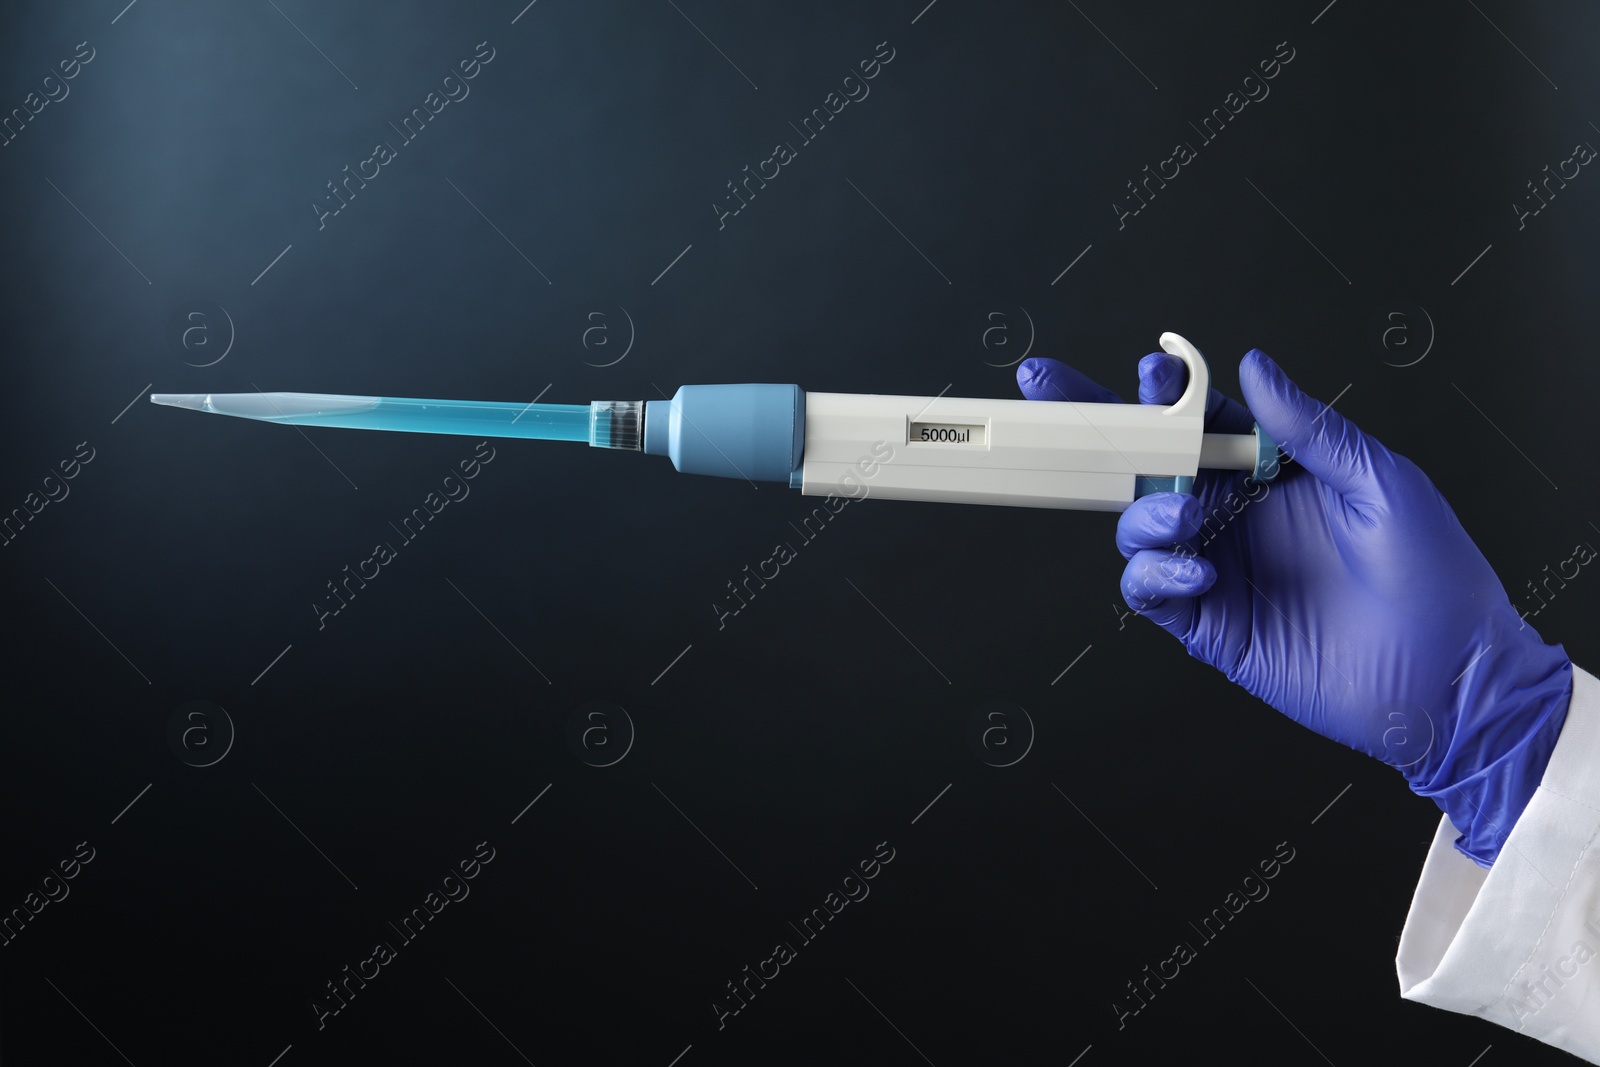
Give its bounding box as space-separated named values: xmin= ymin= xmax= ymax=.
xmin=1017 ymin=348 xmax=1574 ymax=866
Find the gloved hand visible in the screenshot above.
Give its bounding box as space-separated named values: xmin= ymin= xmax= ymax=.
xmin=1018 ymin=348 xmax=1574 ymax=866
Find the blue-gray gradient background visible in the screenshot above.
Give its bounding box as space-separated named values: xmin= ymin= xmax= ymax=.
xmin=2 ymin=1 xmax=1597 ymax=1063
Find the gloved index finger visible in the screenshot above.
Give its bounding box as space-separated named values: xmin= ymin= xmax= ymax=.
xmin=1016 ymin=357 xmax=1123 ymax=404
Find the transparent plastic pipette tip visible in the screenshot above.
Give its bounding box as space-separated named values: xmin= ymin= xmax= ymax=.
xmin=590 ymin=401 xmax=642 ymax=450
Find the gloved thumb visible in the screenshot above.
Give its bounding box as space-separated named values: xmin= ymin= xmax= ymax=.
xmin=1238 ymin=348 xmax=1390 ymax=508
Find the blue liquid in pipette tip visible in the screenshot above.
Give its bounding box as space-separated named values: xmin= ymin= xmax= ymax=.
xmin=345 ymin=397 xmax=592 ymax=441
xmin=163 ymin=393 xmax=595 ymax=442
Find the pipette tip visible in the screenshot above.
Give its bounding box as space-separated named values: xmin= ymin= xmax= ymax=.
xmin=150 ymin=394 xmax=208 ymax=411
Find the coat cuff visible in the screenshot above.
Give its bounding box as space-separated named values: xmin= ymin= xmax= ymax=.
xmin=1397 ymin=664 xmax=1600 ymax=1062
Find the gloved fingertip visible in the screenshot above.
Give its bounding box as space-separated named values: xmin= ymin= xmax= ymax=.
xmin=1166 ymin=490 xmax=1197 ymax=526
xmin=1238 ymin=348 xmax=1300 ymax=433
xmin=1015 ymin=357 xmax=1050 ymax=399
xmin=1153 ymin=492 xmax=1205 ymax=539
xmin=1179 ymin=554 xmax=1217 ymax=594
xmin=1117 ymin=493 xmax=1205 ymax=558
xmin=1017 ymin=357 xmax=1122 ymax=404
xmin=1238 ymin=346 xmax=1389 ymax=504
xmin=1138 ymin=352 xmax=1185 ymax=405
xmin=1239 ymin=347 xmax=1295 ymax=403
xmin=1155 ymin=553 xmax=1216 ymax=595
xmin=1120 ymin=551 xmax=1206 ymax=639
xmin=1122 ymin=549 xmax=1215 ymax=607
xmin=1017 ymin=363 xmax=1068 ymax=404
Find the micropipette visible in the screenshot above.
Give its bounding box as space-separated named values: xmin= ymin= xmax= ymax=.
xmin=150 ymin=332 xmax=1280 ymax=510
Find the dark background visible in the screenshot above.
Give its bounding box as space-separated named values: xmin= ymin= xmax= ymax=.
xmin=1 ymin=1 xmax=1596 ymax=1063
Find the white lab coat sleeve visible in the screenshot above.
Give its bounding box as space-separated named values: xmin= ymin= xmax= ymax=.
xmin=1398 ymin=665 xmax=1600 ymax=1063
